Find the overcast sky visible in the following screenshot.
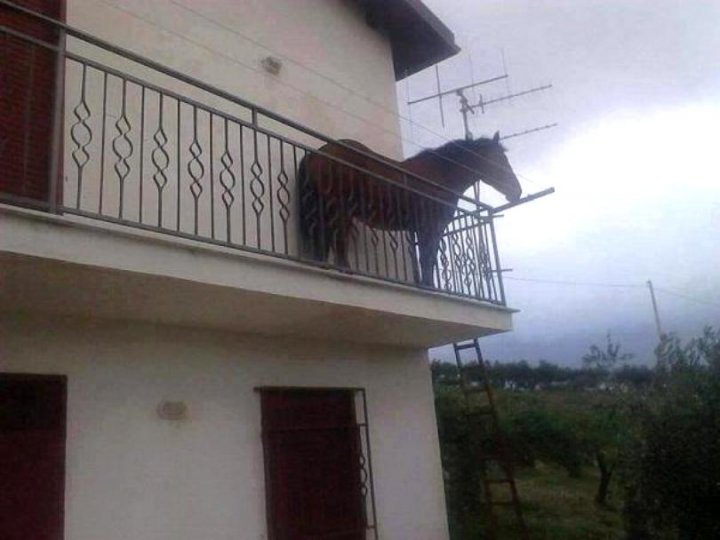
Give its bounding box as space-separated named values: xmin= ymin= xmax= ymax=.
xmin=404 ymin=0 xmax=720 ymax=364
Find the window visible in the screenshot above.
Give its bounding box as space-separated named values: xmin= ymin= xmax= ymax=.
xmin=258 ymin=387 xmax=378 ymax=540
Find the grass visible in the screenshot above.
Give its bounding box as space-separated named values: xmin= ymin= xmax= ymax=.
xmin=495 ymin=463 xmax=624 ymax=539
xmin=438 ymin=386 xmax=628 ymax=539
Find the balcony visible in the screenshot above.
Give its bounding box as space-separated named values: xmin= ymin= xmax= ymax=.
xmin=0 ymin=1 xmax=513 ymax=346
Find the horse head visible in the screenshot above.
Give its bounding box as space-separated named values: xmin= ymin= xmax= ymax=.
xmin=466 ymin=132 xmax=522 ymax=203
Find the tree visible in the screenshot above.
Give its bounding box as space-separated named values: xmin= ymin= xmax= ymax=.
xmin=580 ymin=397 xmax=637 ymax=506
xmin=582 ymin=332 xmax=634 ymax=373
xmin=613 ymin=364 xmax=654 ymax=389
xmin=623 ymin=327 xmax=720 ymax=539
xmin=654 ymin=326 xmax=720 ymax=375
xmin=503 ymin=406 xmax=586 ymax=477
xmin=434 ymin=386 xmax=490 ymax=539
xmin=430 ymin=359 xmax=460 ymax=386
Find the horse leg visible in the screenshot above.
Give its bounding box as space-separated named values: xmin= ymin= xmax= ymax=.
xmin=406 ymin=230 xmax=421 ymax=284
xmin=299 ymin=162 xmax=333 ymax=263
xmin=417 ymin=228 xmax=442 ymax=287
xmin=334 ymin=219 xmax=351 ymax=268
xmin=331 ymin=178 xmax=352 ymax=269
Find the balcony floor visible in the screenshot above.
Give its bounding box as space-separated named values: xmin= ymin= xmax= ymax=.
xmin=0 ymin=205 xmax=514 ymax=348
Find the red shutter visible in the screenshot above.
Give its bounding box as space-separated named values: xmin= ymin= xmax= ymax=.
xmin=261 ymin=389 xmax=365 ymax=540
xmin=0 ymin=374 xmax=67 ymax=540
xmin=0 ymin=0 xmax=64 ymax=205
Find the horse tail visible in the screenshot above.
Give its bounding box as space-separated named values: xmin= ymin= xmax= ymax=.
xmin=298 ymin=153 xmax=326 ymax=261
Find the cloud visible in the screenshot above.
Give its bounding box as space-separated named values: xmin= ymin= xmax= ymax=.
xmin=413 ymin=1 xmax=720 ymax=364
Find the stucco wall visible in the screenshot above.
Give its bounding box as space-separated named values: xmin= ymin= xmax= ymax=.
xmin=65 ymin=0 xmax=402 ymax=154
xmin=0 ymin=314 xmax=450 ymax=540
xmin=58 ymin=0 xmax=407 ymax=273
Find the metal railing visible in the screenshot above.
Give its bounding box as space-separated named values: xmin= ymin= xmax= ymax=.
xmin=0 ymin=0 xmax=506 ymax=305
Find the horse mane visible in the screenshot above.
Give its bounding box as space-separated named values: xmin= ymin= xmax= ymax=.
xmin=410 ymin=137 xmax=506 ymax=164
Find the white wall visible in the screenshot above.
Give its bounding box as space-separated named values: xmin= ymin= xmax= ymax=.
xmin=0 ymin=314 xmax=450 ymax=540
xmin=65 ymin=0 xmax=402 ymax=153
xmin=59 ymin=0 xmax=406 ymax=270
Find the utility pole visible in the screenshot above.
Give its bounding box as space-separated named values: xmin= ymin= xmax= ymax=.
xmin=647 ymin=280 xmax=664 ymax=341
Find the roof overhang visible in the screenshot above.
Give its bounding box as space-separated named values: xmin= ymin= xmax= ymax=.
xmin=359 ymin=0 xmax=461 ymax=80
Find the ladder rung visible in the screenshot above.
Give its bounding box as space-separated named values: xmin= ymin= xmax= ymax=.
xmin=454 ymin=342 xmax=477 ymax=351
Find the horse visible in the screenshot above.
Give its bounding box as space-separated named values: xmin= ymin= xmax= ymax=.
xmin=298 ymin=132 xmax=521 ymax=286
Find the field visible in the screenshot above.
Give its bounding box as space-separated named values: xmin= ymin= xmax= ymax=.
xmin=435 ymin=329 xmax=720 ymax=539
xmin=437 ymin=385 xmax=629 ymax=539
xmin=497 ymin=464 xmax=624 ymax=539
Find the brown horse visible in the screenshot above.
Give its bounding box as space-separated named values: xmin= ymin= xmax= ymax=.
xmin=298 ymin=133 xmax=521 ymax=286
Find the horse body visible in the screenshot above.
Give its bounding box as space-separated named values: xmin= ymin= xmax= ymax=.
xmin=299 ymin=135 xmax=520 ymax=286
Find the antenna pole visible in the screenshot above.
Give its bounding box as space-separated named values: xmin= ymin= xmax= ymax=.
xmin=456 ymin=89 xmax=474 ymax=140
xmin=647 ymin=280 xmax=664 ymax=340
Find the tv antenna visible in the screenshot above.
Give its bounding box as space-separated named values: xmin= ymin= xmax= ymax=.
xmin=405 ymin=56 xmax=558 ymax=212
xmin=407 ymin=65 xmax=557 ymax=141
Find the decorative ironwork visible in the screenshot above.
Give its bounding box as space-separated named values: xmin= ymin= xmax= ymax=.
xmin=275 ymin=142 xmax=291 ymax=254
xmin=249 ymin=133 xmax=265 ymax=248
xmin=439 ymin=234 xmax=452 ymax=291
xmin=151 ymin=95 xmax=170 ymax=226
xmin=111 ymin=80 xmax=133 ymax=218
xmin=1 ymin=2 xmax=507 ymax=306
xmin=219 ymin=153 xmax=236 ymax=208
xmin=449 ymin=220 xmax=465 ymax=292
xmin=219 ymin=119 xmax=236 ymax=242
xmin=187 ymin=108 xmax=204 ymax=234
xmin=359 ymin=452 xmax=369 ymax=498
xmin=465 ymin=222 xmax=479 ymax=292
xmin=70 ymin=99 xmax=92 ymax=168
xmin=69 ymin=64 xmax=92 ymax=208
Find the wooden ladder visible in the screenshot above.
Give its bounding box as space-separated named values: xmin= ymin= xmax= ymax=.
xmin=453 ymin=338 xmax=529 ymax=540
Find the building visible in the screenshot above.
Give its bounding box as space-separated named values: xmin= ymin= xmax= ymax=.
xmin=0 ymin=1 xmax=515 ymax=539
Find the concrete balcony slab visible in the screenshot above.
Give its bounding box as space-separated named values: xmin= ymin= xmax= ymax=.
xmin=0 ymin=205 xmax=513 ymax=347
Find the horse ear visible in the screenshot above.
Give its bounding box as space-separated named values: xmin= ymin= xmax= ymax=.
xmin=493 ymin=131 xmax=500 ymax=143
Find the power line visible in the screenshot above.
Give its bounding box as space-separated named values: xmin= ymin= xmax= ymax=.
xmin=92 ymin=0 xmax=550 ymax=191
xmin=655 ymin=287 xmax=720 ymax=310
xmin=505 ymin=277 xmax=720 ymax=311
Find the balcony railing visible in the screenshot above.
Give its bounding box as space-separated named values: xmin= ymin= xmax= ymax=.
xmin=0 ymin=0 xmax=506 ymax=305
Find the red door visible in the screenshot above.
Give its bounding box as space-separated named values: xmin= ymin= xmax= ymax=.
xmin=0 ymin=0 xmax=64 ymax=205
xmin=261 ymin=389 xmax=366 ymax=540
xmin=0 ymin=374 xmax=67 ymax=540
